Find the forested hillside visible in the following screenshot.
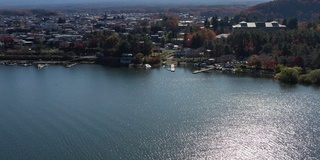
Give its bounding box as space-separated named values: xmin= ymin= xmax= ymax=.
xmin=241 ymin=0 xmax=320 ymax=20
xmin=0 ymin=9 xmax=59 ymax=16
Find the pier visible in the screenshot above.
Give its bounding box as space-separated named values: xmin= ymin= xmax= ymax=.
xmin=66 ymin=63 xmax=77 ymax=68
xmin=193 ymin=66 xmax=215 ymax=74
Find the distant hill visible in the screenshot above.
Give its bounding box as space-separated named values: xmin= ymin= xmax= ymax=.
xmin=241 ymin=0 xmax=320 ymax=20
xmin=0 ymin=9 xmax=59 ymax=16
xmin=0 ymin=0 xmax=268 ymax=9
xmin=0 ymin=5 xmax=247 ymax=18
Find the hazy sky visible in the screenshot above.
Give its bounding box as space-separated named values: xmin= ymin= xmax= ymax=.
xmin=0 ymin=0 xmax=104 ymax=5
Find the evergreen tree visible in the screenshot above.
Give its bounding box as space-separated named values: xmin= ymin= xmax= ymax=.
xmin=287 ymin=18 xmax=298 ymax=30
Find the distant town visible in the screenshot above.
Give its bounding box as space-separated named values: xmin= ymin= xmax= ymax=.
xmin=0 ymin=9 xmax=250 ymax=66
xmin=0 ymin=8 xmax=288 ymax=65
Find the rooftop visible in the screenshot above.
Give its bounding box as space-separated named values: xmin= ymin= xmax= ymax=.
xmin=233 ymin=21 xmax=286 ymax=29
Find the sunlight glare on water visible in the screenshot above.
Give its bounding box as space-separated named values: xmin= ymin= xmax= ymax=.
xmin=0 ymin=65 xmax=319 ymax=160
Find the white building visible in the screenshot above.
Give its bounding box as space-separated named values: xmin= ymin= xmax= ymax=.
xmin=232 ymin=21 xmax=286 ymax=32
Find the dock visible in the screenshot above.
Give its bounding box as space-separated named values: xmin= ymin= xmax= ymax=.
xmin=193 ymin=66 xmax=215 ymax=74
xmin=66 ymin=63 xmax=77 ymax=68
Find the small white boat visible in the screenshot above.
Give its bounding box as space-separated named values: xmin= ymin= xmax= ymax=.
xmin=23 ymin=63 xmax=30 ymax=67
xmin=193 ymin=70 xmax=201 ymax=74
xmin=20 ymin=63 xmax=32 ymax=67
xmin=144 ymin=64 xmax=152 ymax=68
xmin=37 ymin=64 xmax=47 ymax=69
xmin=170 ymin=64 xmax=175 ymax=72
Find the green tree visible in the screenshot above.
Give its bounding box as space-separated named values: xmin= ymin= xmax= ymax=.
xmin=282 ymin=18 xmax=287 ymax=26
xmin=210 ymin=43 xmax=225 ymax=57
xmin=57 ymin=17 xmax=66 ymax=23
xmin=118 ymin=41 xmax=131 ymax=55
xmin=132 ymin=53 xmax=144 ymax=64
xmin=228 ymin=30 xmax=250 ymax=58
xmin=305 ymin=69 xmax=320 ymax=84
xmin=211 ymin=16 xmax=219 ymax=31
xmin=275 ymin=67 xmax=300 ymax=84
xmin=151 ymin=21 xmax=163 ymax=34
xmin=204 ymin=19 xmax=210 ymax=28
xmin=143 ymin=40 xmax=153 ymax=56
xmin=127 ymin=34 xmax=139 ymax=54
xmin=287 ymin=17 xmax=298 ymax=30
xmin=263 ymin=43 xmax=273 ymax=53
xmin=191 ymin=33 xmax=202 ymax=49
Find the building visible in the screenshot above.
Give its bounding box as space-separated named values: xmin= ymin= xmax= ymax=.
xmin=120 ymin=53 xmax=133 ymax=64
xmin=216 ymin=33 xmax=230 ymax=43
xmin=232 ymin=21 xmax=286 ymax=32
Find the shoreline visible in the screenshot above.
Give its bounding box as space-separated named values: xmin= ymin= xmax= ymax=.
xmin=2 ymin=60 xmax=319 ymax=85
xmin=0 ymin=55 xmax=97 ymax=65
xmin=0 ymin=58 xmax=275 ymax=76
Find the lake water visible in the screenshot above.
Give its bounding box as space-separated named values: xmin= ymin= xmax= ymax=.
xmin=0 ymin=64 xmax=319 ymax=160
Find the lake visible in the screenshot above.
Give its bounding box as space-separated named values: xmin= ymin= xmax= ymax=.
xmin=0 ymin=64 xmax=319 ymax=159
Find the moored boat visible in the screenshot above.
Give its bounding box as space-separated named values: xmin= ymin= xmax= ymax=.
xmin=144 ymin=64 xmax=152 ymax=68
xmin=170 ymin=64 xmax=175 ymax=72
xmin=20 ymin=63 xmax=32 ymax=67
xmin=37 ymin=64 xmax=47 ymax=69
xmin=5 ymin=62 xmax=17 ymax=66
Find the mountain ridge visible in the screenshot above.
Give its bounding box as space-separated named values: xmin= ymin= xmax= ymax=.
xmin=0 ymin=0 xmax=269 ymax=9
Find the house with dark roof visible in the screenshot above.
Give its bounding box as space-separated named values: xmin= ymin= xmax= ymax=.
xmin=232 ymin=21 xmax=286 ymax=32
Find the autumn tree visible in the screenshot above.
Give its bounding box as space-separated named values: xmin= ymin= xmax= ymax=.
xmin=163 ymin=14 xmax=179 ymax=37
xmin=247 ymin=54 xmax=261 ymax=68
xmin=183 ymin=33 xmax=192 ymax=48
xmin=104 ymin=34 xmax=120 ymax=56
xmin=191 ymin=28 xmax=216 ymax=49
xmin=1 ymin=35 xmax=14 ymax=49
xmin=132 ymin=53 xmax=144 ymax=64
